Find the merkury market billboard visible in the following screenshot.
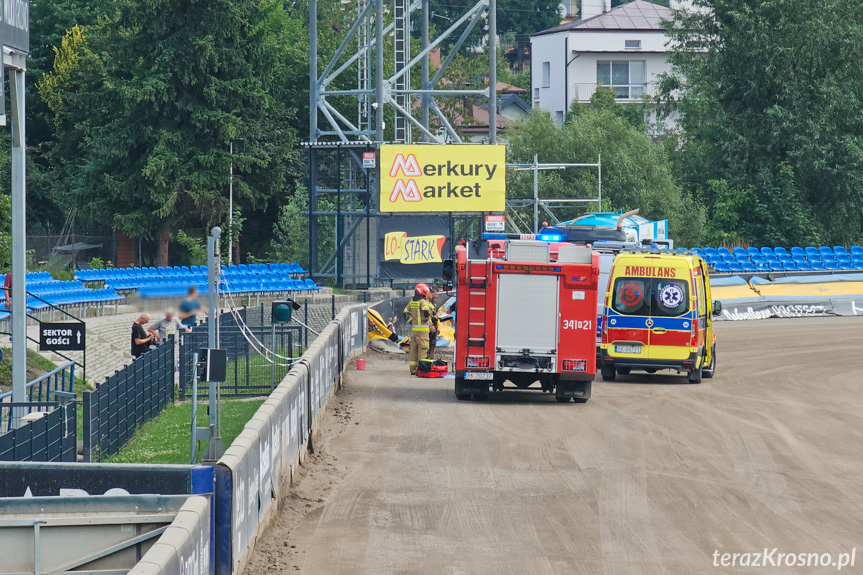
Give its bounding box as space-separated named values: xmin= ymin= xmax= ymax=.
xmin=379 ymin=144 xmax=506 ymax=212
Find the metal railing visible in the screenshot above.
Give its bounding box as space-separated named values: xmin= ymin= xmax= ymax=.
xmin=0 ymin=361 xmax=76 ymax=432
xmin=570 ymin=82 xmax=658 ymax=103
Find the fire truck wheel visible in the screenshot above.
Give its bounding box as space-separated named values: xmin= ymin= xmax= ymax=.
xmin=572 ymin=397 xmax=588 ymax=403
xmin=456 ymin=393 xmax=472 ymax=401
xmin=687 ymin=368 xmax=703 ymax=384
xmin=601 ymin=365 xmax=616 ymax=381
xmin=617 ymin=367 xmax=631 ymax=375
xmin=703 ymin=346 xmax=716 ymax=379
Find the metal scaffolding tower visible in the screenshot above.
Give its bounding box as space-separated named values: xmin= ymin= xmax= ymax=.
xmin=307 ymin=0 xmax=498 ymax=286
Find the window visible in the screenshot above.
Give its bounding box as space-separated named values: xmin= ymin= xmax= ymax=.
xmin=596 ymin=60 xmax=646 ymax=99
xmin=542 ymin=62 xmax=550 ymax=87
xmin=555 ymin=111 xmax=564 ymax=125
xmin=534 ymin=87 xmax=540 ymax=100
xmin=624 ymin=39 xmax=641 ymax=50
xmin=611 ymin=278 xmax=689 ymax=317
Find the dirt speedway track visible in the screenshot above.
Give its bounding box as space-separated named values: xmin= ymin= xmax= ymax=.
xmin=248 ymin=317 xmax=863 ymax=574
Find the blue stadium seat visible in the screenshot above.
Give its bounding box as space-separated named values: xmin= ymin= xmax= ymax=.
xmin=735 ymin=254 xmax=749 ymax=263
xmin=728 ymin=263 xmax=744 ymax=272
xmin=721 ymin=254 xmax=736 ymax=263
xmin=769 ymin=262 xmax=783 ymax=271
xmin=796 ymin=262 xmax=811 ymax=271
xmin=790 ymin=247 xmax=804 ymax=257
xmin=822 ymin=254 xmax=837 ymax=262
xmin=819 ymin=246 xmax=833 ymax=255
xmin=717 ymin=247 xmax=731 ymax=257
xmin=777 ymin=253 xmax=793 ymax=262
xmin=279 ymin=263 xmax=292 ymax=274
xmin=703 ymin=247 xmax=717 ymax=257
xmin=732 ymin=247 xmax=747 ymax=257
xmin=774 ymin=247 xmax=789 ymax=256
xmin=850 ymin=246 xmax=863 ymax=256
xmin=839 ymin=263 xmax=854 ymax=270
xmin=760 ymin=247 xmax=774 ymax=257
xmin=745 ymin=247 xmax=759 ymax=257
xmin=805 ymin=246 xmax=819 ymax=257
xmin=754 ymin=261 xmax=770 ymax=271
xmin=792 ymin=255 xmax=807 ymax=264
xmin=851 ymin=254 xmax=863 ymax=263
xmin=750 ymin=254 xmax=764 ymax=262
xmin=834 ymin=246 xmax=848 ymax=256
xmin=229 ymin=264 xmax=239 ymax=274
xmin=781 ymin=262 xmax=797 ymax=271
xmin=824 ymin=262 xmax=840 ymax=270
xmin=290 ymin=263 xmax=308 ymax=274
xmin=855 ymin=262 xmax=863 ymax=270
xmin=191 ymin=265 xmax=200 ymax=274
xmin=691 ymin=248 xmax=704 ymax=257
xmin=304 ymin=279 xmax=320 ymax=290
xmin=764 ymin=253 xmax=779 ymax=262
xmin=837 ymin=254 xmax=851 ymax=263
xmin=741 ymin=263 xmax=757 ymax=272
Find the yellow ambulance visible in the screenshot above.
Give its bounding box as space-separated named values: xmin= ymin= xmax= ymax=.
xmin=599 ymin=252 xmax=720 ymax=383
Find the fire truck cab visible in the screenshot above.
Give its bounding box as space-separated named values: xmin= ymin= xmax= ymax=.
xmin=452 ymin=239 xmax=601 ymax=403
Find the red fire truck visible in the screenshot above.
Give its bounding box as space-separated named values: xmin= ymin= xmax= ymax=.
xmin=450 ymin=239 xmax=600 ymax=402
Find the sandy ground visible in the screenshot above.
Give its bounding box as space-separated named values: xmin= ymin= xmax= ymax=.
xmin=247 ymin=317 xmax=863 ymax=574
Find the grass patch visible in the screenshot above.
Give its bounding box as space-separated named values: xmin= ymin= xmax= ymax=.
xmin=107 ymin=398 xmax=265 ymax=464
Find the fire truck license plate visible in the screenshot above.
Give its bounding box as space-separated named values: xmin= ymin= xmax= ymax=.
xmin=615 ymin=345 xmax=642 ymax=354
xmin=464 ymin=372 xmax=494 ymax=381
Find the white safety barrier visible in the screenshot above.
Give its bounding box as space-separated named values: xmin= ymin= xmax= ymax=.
xmin=214 ymin=304 xmax=367 ymax=575
xmin=128 ymin=495 xmax=211 ymax=575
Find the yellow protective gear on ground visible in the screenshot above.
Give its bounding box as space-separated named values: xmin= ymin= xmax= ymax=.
xmin=409 ymin=330 xmax=430 ymax=374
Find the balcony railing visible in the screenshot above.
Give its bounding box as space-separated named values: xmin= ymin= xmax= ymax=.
xmin=571 ymin=82 xmax=659 ymax=103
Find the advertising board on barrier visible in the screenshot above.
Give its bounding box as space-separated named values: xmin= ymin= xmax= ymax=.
xmin=380 ymin=144 xmax=505 ymax=212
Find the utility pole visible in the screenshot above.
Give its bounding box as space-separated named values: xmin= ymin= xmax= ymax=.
xmin=7 ymin=51 xmax=28 ymax=427
xmin=204 ymin=227 xmax=223 ymax=460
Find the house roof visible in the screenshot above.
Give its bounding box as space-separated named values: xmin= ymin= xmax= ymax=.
xmin=533 ymin=0 xmax=673 ymax=36
xmin=500 ymin=93 xmax=530 ymax=114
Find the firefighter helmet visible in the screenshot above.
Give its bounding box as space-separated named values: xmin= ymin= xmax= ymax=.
xmin=415 ymin=283 xmax=430 ymax=297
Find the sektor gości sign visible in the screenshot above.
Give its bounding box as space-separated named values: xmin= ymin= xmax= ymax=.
xmin=39 ymin=322 xmax=86 ymax=351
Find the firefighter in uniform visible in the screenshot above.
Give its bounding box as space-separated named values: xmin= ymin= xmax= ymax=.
xmin=403 ymin=283 xmax=435 ymax=374
xmin=427 ymin=285 xmax=440 ymax=359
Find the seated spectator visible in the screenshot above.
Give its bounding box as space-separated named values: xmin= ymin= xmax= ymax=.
xmin=131 ymin=313 xmax=155 ymax=358
xmin=148 ymin=309 xmax=191 ymax=342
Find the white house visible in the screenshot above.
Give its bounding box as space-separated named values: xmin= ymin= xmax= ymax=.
xmin=530 ymin=0 xmax=680 ymax=127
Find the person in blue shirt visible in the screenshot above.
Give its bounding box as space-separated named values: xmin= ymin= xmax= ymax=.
xmin=178 ymin=286 xmax=207 ymax=328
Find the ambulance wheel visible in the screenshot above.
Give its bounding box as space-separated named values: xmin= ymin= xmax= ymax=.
xmin=456 ymin=393 xmax=471 ymax=401
xmin=601 ymin=365 xmax=616 ymax=381
xmin=572 ymin=397 xmax=589 ymax=404
xmin=703 ymin=347 xmax=716 ymax=379
xmin=617 ymin=367 xmax=631 ymax=375
xmin=687 ymin=368 xmax=703 ymax=384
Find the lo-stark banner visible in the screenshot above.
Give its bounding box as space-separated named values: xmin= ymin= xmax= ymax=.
xmin=379 ymin=144 xmax=505 ymax=212
xmin=378 ymin=216 xmax=451 ymax=280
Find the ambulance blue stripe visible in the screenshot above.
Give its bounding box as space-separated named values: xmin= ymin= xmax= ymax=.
xmin=604 ymin=313 xmax=695 ymax=331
